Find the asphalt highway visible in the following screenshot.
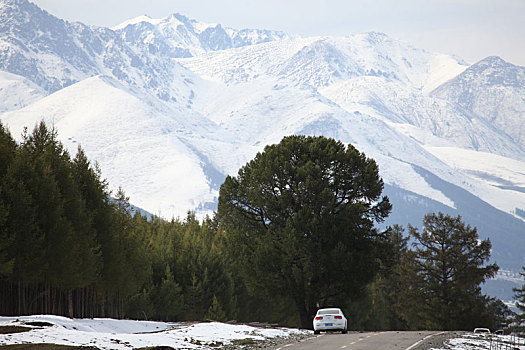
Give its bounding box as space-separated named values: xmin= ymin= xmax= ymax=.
xmin=274 ymin=331 xmax=445 ymax=350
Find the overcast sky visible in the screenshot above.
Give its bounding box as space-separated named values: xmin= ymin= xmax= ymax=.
xmin=31 ymin=0 xmax=525 ymax=66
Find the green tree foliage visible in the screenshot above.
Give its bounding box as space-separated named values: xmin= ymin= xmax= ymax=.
xmin=483 ymin=298 xmax=512 ymax=330
xmin=0 ymin=122 xmax=146 ymax=317
xmin=0 ymin=121 xmax=237 ymax=321
xmin=0 ymin=123 xmax=16 ymax=276
xmin=205 ymin=295 xmax=227 ymax=322
xmin=513 ymin=266 xmax=525 ymax=321
xmin=217 ymin=135 xmax=391 ymax=328
xmin=174 ymin=215 xmax=235 ymax=321
xmin=404 ymin=212 xmax=498 ymax=330
xmin=0 ymin=186 xmax=13 ymax=277
xmin=21 ymin=123 xmax=100 ymax=316
xmin=374 ymin=225 xmax=410 ymax=330
xmin=123 ymin=213 xmax=235 ymax=323
xmin=342 ymin=225 xmax=410 ymax=331
xmin=0 ymin=122 xmax=16 ymax=178
xmin=150 ymin=265 xmax=183 ymax=321
xmin=106 ymin=190 xmax=151 ymax=317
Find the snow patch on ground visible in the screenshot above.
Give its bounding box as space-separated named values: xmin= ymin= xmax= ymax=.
xmin=0 ymin=315 xmax=310 ymax=349
xmin=431 ymin=333 xmax=525 ymax=350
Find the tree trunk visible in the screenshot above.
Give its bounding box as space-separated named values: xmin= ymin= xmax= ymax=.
xmin=68 ymin=290 xmax=74 ymax=318
xmin=297 ymin=299 xmax=314 ymax=329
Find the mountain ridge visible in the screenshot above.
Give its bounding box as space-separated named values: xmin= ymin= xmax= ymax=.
xmin=113 ymin=11 xmax=289 ymax=58
xmin=431 ymin=56 xmax=525 ymax=148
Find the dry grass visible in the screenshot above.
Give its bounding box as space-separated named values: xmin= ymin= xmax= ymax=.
xmin=0 ymin=326 xmax=31 ymax=334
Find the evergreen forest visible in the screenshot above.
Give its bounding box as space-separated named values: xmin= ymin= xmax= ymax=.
xmin=0 ymin=122 xmax=516 ymax=331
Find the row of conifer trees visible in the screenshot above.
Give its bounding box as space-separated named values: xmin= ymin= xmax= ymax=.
xmin=0 ymin=122 xmax=235 ymax=321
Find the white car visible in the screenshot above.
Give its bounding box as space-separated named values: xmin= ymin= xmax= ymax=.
xmin=473 ymin=328 xmax=491 ymax=334
xmin=313 ymin=308 xmax=347 ymax=334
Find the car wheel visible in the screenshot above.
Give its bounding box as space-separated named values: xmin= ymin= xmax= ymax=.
xmin=342 ymin=328 xmax=347 ymax=334
xmin=314 ymin=330 xmax=320 ymax=335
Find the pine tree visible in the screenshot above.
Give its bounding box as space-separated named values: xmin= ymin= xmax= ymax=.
xmin=3 ymin=141 xmax=46 ymax=291
xmin=174 ymin=213 xmax=235 ymax=322
xmin=185 ymin=273 xmax=205 ymax=321
xmin=407 ymin=212 xmax=498 ymax=330
xmin=205 ymin=295 xmax=227 ymax=322
xmin=151 ymin=265 xmax=183 ymax=321
xmin=107 ymin=189 xmax=151 ymax=318
xmin=218 ymin=135 xmax=391 ymax=328
xmin=22 ymin=123 xmax=102 ymax=316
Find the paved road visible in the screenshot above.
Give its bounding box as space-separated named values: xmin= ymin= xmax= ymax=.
xmin=274 ymin=331 xmax=445 ymax=350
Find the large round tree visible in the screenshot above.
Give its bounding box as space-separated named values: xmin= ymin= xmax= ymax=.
xmin=218 ymin=135 xmax=391 ymax=328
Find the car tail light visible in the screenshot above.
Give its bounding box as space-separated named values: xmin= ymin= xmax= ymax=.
xmin=335 ymin=316 xmax=342 ymax=319
xmin=315 ymin=316 xmax=323 ymax=320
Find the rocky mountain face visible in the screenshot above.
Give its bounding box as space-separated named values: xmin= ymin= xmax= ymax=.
xmin=0 ymin=0 xmax=524 ymax=296
xmin=0 ymin=0 xmax=99 ymax=91
xmin=113 ymin=13 xmax=288 ymax=58
xmin=0 ymin=0 xmax=205 ymax=104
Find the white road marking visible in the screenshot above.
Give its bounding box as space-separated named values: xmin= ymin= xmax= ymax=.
xmin=405 ymin=332 xmax=447 ymax=350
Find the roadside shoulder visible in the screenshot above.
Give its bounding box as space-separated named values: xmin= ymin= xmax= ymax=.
xmin=410 ymin=331 xmax=466 ymax=350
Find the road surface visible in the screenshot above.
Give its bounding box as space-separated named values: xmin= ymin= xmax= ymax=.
xmin=274 ymin=331 xmax=446 ymax=350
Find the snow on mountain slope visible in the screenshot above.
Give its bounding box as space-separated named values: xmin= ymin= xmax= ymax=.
xmin=431 ymin=56 xmax=525 ymax=148
xmin=1 ymin=75 xmax=227 ymax=218
xmin=320 ymin=76 xmax=525 ymax=159
xmin=114 ymin=12 xmax=288 ymax=58
xmin=0 ymin=0 xmax=199 ymax=105
xmin=188 ymin=65 xmax=525 ymax=218
xmin=0 ymin=70 xmax=46 ymax=113
xmin=423 ymin=54 xmax=469 ymax=93
xmin=423 ymin=146 xmax=525 ymax=218
xmin=425 ymin=147 xmax=525 ymax=188
xmin=178 ymin=34 xmax=467 ymax=90
xmin=177 ymin=36 xmax=525 ymax=221
xmin=1 ymin=0 xmax=523 ymax=226
xmin=0 ymin=0 xmax=97 ymax=91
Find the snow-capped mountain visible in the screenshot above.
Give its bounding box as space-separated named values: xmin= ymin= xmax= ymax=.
xmin=0 ymin=0 xmax=197 ymax=106
xmin=0 ymin=0 xmax=524 ymax=290
xmin=113 ymin=13 xmax=288 ymax=58
xmin=431 ymin=56 xmax=525 ymax=148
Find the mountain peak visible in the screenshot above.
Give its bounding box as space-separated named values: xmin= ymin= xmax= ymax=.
xmin=112 ymin=14 xmax=161 ymax=30
xmin=1 ymin=0 xmax=45 ymax=17
xmin=1 ymin=0 xmax=27 ymax=7
xmin=476 ymin=55 xmax=508 ymax=67
xmin=1 ymin=0 xmax=67 ymax=30
xmin=466 ymin=55 xmax=524 ymax=83
xmin=364 ymin=31 xmax=390 ymax=44
xmin=169 ymin=12 xmax=194 ymax=25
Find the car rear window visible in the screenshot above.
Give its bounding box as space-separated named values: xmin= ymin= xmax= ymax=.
xmin=474 ymin=328 xmax=490 ymax=333
xmin=318 ymin=309 xmax=340 ymax=315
